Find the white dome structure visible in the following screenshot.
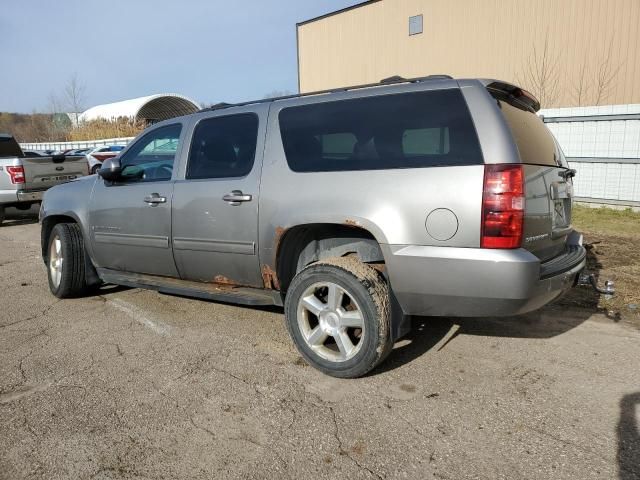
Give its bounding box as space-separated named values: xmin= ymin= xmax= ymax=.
xmin=79 ymin=93 xmax=200 ymax=124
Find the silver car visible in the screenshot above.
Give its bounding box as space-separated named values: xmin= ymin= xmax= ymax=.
xmin=39 ymin=76 xmax=586 ymax=377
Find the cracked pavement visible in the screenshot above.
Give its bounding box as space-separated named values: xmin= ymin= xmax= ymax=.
xmin=1 ymin=219 xmax=639 ymax=479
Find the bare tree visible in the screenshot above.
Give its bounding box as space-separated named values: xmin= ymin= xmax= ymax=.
xmin=593 ymin=37 xmax=623 ymax=106
xmin=63 ymin=73 xmax=87 ymax=126
xmin=43 ymin=92 xmax=69 ymax=140
xmin=572 ymin=56 xmax=591 ymax=107
xmin=47 ymin=92 xmax=63 ymax=115
xmin=517 ymin=33 xmax=562 ymax=108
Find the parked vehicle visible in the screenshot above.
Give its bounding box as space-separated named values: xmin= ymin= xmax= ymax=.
xmin=0 ymin=134 xmax=89 ymax=225
xmin=65 ymin=148 xmax=92 ymax=156
xmin=86 ymin=145 xmax=125 ymax=174
xmin=40 ymin=76 xmax=588 ymax=377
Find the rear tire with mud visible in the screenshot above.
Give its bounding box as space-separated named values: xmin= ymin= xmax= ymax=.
xmin=284 ymin=256 xmax=393 ymax=378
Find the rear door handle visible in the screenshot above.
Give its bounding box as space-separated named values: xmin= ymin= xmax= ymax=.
xmin=223 ymin=190 xmax=252 ymax=205
xmin=144 ymin=193 xmax=167 ymax=206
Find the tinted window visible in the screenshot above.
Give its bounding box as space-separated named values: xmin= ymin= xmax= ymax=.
xmin=0 ymin=136 xmax=23 ymax=158
xmin=279 ymin=89 xmax=482 ymax=172
xmin=119 ymin=123 xmax=182 ymax=182
xmin=402 ymin=128 xmax=450 ymax=155
xmin=494 ymin=96 xmax=559 ymax=167
xmin=186 ymin=113 xmax=258 ymax=179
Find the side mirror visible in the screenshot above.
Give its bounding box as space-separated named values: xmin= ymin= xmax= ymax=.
xmin=98 ymin=157 xmax=122 ymax=181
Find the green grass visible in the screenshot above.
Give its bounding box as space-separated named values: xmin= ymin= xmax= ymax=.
xmin=572 ymin=205 xmax=640 ymax=237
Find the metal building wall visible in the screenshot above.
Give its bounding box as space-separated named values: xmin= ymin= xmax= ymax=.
xmin=297 ymin=0 xmax=640 ymax=108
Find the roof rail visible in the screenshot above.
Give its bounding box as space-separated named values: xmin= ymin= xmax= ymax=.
xmin=202 ymin=74 xmax=455 ymax=112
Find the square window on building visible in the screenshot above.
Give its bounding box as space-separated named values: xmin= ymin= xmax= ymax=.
xmin=409 ymin=14 xmax=423 ymax=36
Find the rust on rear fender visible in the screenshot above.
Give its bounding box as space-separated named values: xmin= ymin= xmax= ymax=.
xmin=261 ymin=264 xmax=280 ymax=291
xmin=344 ymin=219 xmax=362 ymax=227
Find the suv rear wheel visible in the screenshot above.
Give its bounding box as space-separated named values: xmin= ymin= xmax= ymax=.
xmin=47 ymin=223 xmax=90 ymax=298
xmin=284 ymin=256 xmax=393 ymax=378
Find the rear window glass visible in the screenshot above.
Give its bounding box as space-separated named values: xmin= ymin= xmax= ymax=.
xmin=279 ymin=89 xmax=482 ymax=172
xmin=0 ymin=136 xmax=24 ymax=158
xmin=494 ymin=96 xmax=559 ymax=167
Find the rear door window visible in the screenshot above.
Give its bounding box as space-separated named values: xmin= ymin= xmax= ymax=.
xmin=279 ymin=89 xmax=482 ymax=172
xmin=186 ymin=113 xmax=259 ymax=179
xmin=492 ymin=95 xmax=559 ymax=167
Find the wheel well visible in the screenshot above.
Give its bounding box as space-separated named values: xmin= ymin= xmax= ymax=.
xmin=41 ymin=215 xmax=77 ymax=261
xmin=275 ymin=224 xmax=385 ymax=292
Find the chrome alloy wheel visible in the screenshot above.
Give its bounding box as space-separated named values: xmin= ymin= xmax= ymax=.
xmin=49 ymin=234 xmax=63 ymax=289
xmin=297 ymin=281 xmax=366 ymax=362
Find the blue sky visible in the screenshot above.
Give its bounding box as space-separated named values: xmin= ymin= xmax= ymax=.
xmin=1 ymin=0 xmax=360 ymax=113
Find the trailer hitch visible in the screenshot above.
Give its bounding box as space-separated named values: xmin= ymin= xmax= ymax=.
xmin=578 ymin=273 xmax=615 ymax=300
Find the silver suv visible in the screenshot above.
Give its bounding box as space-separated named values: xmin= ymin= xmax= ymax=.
xmin=40 ymin=76 xmax=586 ymax=378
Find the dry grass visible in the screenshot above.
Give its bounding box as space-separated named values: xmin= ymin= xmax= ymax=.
xmin=559 ymin=205 xmax=640 ymax=327
xmin=67 ymin=117 xmax=146 ymax=141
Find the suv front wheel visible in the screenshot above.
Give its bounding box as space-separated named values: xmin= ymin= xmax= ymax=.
xmin=47 ymin=223 xmax=90 ymax=298
xmin=284 ymin=257 xmax=393 ymax=378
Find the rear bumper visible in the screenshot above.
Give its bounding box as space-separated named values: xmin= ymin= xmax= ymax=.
xmin=17 ymin=190 xmax=44 ymax=202
xmin=0 ymin=189 xmax=44 ymax=207
xmin=0 ymin=189 xmax=18 ymax=205
xmin=383 ymin=242 xmax=586 ymax=317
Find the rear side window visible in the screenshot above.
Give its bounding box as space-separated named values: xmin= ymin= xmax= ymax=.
xmin=187 ymin=113 xmax=258 ymax=179
xmin=279 ymin=89 xmax=482 ymax=172
xmin=494 ymin=96 xmax=559 ymax=167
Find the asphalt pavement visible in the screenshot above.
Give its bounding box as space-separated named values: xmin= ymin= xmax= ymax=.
xmin=1 ymin=219 xmax=639 ymax=480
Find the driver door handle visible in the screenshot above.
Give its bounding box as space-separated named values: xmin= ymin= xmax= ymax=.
xmin=223 ymin=190 xmax=252 ymax=205
xmin=144 ymin=193 xmax=167 ymax=206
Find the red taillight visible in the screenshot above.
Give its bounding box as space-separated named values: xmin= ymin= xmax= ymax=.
xmin=481 ymin=164 xmax=524 ymax=249
xmin=7 ymin=166 xmax=25 ymax=184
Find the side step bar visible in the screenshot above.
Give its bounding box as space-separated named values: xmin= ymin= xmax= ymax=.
xmin=97 ymin=268 xmax=283 ymax=307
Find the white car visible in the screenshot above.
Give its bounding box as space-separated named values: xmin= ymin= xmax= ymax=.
xmin=86 ymin=145 xmax=126 ymax=174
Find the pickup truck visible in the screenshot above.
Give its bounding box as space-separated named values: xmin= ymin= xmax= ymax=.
xmin=0 ymin=134 xmax=88 ymax=224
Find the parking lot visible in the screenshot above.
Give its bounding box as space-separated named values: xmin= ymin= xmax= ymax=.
xmin=1 ymin=217 xmax=639 ymax=480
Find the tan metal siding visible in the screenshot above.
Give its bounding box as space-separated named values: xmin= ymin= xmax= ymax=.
xmin=298 ymin=0 xmax=640 ymax=108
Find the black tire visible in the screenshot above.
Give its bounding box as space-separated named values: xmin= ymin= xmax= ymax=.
xmin=91 ymin=164 xmax=101 ymax=175
xmin=284 ymin=256 xmax=393 ymax=378
xmin=0 ymin=207 xmax=4 ymax=225
xmin=46 ymin=223 xmax=89 ymax=298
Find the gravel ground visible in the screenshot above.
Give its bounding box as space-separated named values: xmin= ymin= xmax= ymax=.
xmin=0 ymin=219 xmax=639 ymax=480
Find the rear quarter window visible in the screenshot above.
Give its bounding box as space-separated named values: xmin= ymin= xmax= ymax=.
xmin=279 ymin=89 xmax=482 ymax=172
xmin=493 ymin=96 xmax=559 ymax=167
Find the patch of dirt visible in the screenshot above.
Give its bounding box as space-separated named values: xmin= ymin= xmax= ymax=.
xmin=558 ymin=228 xmax=640 ymax=329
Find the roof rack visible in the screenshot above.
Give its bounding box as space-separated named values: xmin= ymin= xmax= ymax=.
xmin=201 ymin=74 xmax=455 ymax=112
